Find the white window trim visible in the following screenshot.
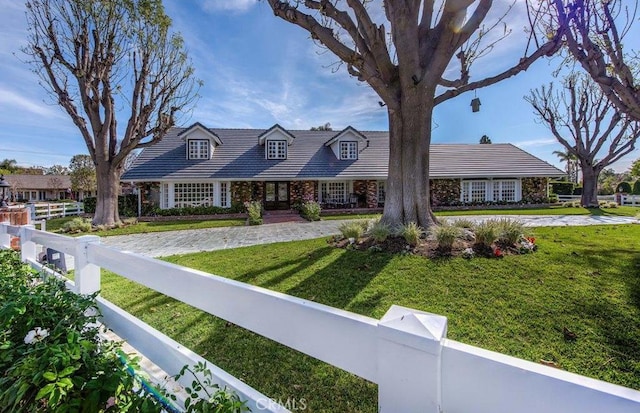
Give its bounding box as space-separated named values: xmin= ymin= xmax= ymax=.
xmin=266 ymin=140 xmax=287 ymax=160
xmin=460 ymin=179 xmax=522 ymax=203
xmin=162 ymin=181 xmax=231 ymax=209
xmin=187 ymin=139 xmax=211 ymax=160
xmin=340 ymin=141 xmax=358 ymax=160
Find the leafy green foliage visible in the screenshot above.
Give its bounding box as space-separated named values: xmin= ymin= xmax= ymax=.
xmin=0 ymin=250 xmax=159 ymax=412
xmin=616 ymin=181 xmax=632 ymax=193
xmin=175 ymin=362 xmax=249 ymax=413
xmin=633 ymin=180 xmax=640 ymax=195
xmin=0 ymin=249 xmax=249 ymax=412
xmin=300 ymin=201 xmax=321 ymax=221
xmin=549 ymin=181 xmax=575 ymax=195
xmin=60 ymin=217 xmax=92 ymax=233
xmin=245 ymin=201 xmax=263 ymax=225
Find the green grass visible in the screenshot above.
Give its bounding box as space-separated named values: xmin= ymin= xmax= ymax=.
xmin=97 ymin=224 xmax=640 ymax=412
xmin=44 ymin=217 xmax=246 ymax=236
xmin=436 ymin=205 xmax=640 ymax=216
xmin=323 ymin=205 xmax=640 ymax=221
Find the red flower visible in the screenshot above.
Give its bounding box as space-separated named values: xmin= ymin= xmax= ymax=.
xmin=527 ymin=237 xmax=536 ymax=244
xmin=494 ymin=248 xmax=503 ymax=257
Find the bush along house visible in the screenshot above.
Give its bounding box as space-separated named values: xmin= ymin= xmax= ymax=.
xmin=122 ymin=122 xmax=565 ymax=212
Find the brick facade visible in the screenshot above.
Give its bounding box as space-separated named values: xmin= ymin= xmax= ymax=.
xmin=430 ymin=179 xmax=461 ymax=206
xmin=521 ymin=177 xmax=549 ymax=203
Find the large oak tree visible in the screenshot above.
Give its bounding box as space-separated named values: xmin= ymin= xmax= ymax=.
xmin=25 ymin=0 xmax=199 ymax=225
xmin=526 ymin=74 xmax=640 ymax=207
xmin=266 ymin=0 xmax=562 ymax=227
xmin=535 ymin=1 xmax=640 ymax=120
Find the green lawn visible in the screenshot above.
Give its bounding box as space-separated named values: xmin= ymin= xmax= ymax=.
xmin=97 ymin=224 xmax=640 ymax=412
xmin=323 ymin=205 xmax=640 ymax=221
xmin=44 ymin=217 xmax=246 ymax=236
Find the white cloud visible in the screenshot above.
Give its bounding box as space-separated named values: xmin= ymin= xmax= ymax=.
xmin=514 ymin=138 xmax=558 ymax=148
xmin=201 ymin=0 xmax=257 ymax=13
xmin=0 ymin=86 xmax=62 ymax=119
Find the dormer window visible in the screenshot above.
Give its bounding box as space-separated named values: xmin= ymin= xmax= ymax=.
xmin=179 ymin=123 xmax=222 ymax=160
xmin=340 ymin=141 xmax=358 ymax=160
xmin=325 ymin=126 xmax=368 ymax=161
xmin=267 ymin=140 xmax=287 ymax=160
xmin=188 ymin=139 xmax=210 ymax=160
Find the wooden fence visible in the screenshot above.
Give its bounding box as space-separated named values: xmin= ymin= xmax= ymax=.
xmin=13 ymin=202 xmax=85 ymax=220
xmin=555 ymin=195 xmax=640 ymax=206
xmin=1 ymin=223 xmax=639 ymax=413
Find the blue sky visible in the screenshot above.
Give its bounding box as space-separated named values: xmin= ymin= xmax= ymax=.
xmin=0 ymin=0 xmax=638 ymax=172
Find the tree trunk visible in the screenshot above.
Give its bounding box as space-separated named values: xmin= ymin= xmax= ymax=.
xmin=381 ymin=89 xmax=437 ymax=229
xmin=580 ymin=165 xmax=601 ymax=208
xmin=93 ymin=164 xmax=122 ymax=226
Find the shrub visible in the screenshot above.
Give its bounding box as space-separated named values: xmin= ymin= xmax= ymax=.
xmin=473 ymin=220 xmax=499 ymax=248
xmin=432 ymin=224 xmax=460 ymax=251
xmin=339 ymin=221 xmax=365 ymax=240
xmin=633 ymin=180 xmax=640 ymax=195
xmin=0 ymin=250 xmax=248 ymax=413
xmin=608 ymin=201 xmax=619 ymax=208
xmin=369 ymin=220 xmax=391 ymax=243
xmin=496 ymin=218 xmax=525 ymax=246
xmin=82 ymin=194 xmax=141 ymax=217
xmin=244 ymin=201 xmax=262 ymax=225
xmin=616 ymin=181 xmax=632 ymax=193
xmin=452 ymin=218 xmax=475 ymax=229
xmin=401 ymin=222 xmax=423 ymax=246
xmin=548 ymin=194 xmax=558 ymax=203
xmin=152 ymin=205 xmax=234 ymax=217
xmin=549 ymin=181 xmax=575 ymax=195
xmin=61 ymin=217 xmax=92 ymax=233
xmin=300 ymin=201 xmax=321 ymax=221
xmin=572 ymin=186 xmax=583 ymax=195
xmin=562 ymin=201 xmax=574 ymax=208
xmin=0 ymin=250 xmax=157 ymax=411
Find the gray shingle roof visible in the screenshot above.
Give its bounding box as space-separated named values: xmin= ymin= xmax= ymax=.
xmin=5 ymin=174 xmax=72 ymax=190
xmin=122 ymin=127 xmax=564 ymax=181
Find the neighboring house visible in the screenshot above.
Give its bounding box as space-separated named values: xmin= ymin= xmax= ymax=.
xmin=122 ymin=123 xmax=565 ymax=211
xmin=4 ymin=174 xmax=92 ymax=202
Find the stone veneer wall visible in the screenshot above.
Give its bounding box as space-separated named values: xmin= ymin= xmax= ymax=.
xmin=231 ymin=181 xmax=252 ymax=208
xmin=430 ymin=179 xmax=461 ymax=206
xmin=289 ymin=181 xmax=317 ymax=206
xmin=252 ymin=181 xmax=264 ymax=202
xmin=521 ymin=177 xmax=549 ymax=203
xmin=366 ymin=180 xmax=378 ymax=208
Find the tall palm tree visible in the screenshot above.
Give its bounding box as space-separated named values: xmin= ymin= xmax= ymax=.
xmin=553 ymin=150 xmax=579 ymax=183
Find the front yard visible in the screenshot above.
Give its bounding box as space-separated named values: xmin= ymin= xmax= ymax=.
xmin=97 ymin=224 xmax=640 ymax=412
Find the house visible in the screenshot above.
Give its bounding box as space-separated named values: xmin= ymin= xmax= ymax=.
xmin=122 ymin=123 xmax=565 ymax=211
xmin=4 ymin=174 xmax=92 ymax=202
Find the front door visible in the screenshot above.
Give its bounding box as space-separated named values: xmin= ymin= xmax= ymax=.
xmin=264 ymin=182 xmax=290 ymax=210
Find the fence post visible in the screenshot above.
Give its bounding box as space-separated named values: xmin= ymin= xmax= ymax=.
xmin=19 ymin=225 xmax=37 ymax=263
xmin=47 ymin=203 xmax=51 ymax=219
xmin=62 ymin=203 xmax=66 ymax=217
xmin=0 ymin=222 xmax=10 ymax=249
xmin=74 ymin=235 xmax=101 ymax=295
xmin=377 ymin=305 xmax=448 ymax=413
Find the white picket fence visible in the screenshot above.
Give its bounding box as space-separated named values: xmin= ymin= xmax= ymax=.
xmin=556 ymin=194 xmax=640 ymax=206
xmin=13 ymin=202 xmax=85 ymax=219
xmin=1 ymin=223 xmax=639 ymax=413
